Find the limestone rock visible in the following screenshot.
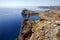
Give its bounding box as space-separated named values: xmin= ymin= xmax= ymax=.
xmin=17 ymin=9 xmax=60 ymax=40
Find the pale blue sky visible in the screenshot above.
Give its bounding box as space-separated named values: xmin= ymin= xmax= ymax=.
xmin=0 ymin=0 xmax=60 ymax=8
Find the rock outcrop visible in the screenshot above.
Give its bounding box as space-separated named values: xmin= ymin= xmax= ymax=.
xmin=17 ymin=8 xmax=60 ymax=40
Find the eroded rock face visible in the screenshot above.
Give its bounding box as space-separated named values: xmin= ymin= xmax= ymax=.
xmin=56 ymin=28 xmax=60 ymax=40
xmin=17 ymin=9 xmax=60 ymax=40
xmin=21 ymin=9 xmax=39 ymax=18
xmin=18 ymin=18 xmax=35 ymax=40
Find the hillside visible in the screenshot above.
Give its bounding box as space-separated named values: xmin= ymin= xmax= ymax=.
xmin=17 ymin=8 xmax=60 ymax=40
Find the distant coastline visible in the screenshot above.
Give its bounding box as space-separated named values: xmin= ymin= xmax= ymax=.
xmin=38 ymin=6 xmax=60 ymax=9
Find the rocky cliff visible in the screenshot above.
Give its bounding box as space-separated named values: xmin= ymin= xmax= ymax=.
xmin=17 ymin=9 xmax=60 ymax=40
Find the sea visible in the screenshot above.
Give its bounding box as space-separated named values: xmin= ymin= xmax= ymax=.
xmin=0 ymin=6 xmax=52 ymax=40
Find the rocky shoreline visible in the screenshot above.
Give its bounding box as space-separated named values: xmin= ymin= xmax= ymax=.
xmin=17 ymin=8 xmax=60 ymax=40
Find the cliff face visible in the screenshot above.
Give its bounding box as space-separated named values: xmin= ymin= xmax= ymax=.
xmin=17 ymin=9 xmax=60 ymax=40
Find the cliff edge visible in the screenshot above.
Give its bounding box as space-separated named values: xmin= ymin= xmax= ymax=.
xmin=17 ymin=8 xmax=60 ymax=40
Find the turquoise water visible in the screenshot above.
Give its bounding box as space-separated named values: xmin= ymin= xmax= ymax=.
xmin=29 ymin=15 xmax=40 ymax=21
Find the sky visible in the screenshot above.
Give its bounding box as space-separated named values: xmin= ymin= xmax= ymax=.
xmin=0 ymin=0 xmax=60 ymax=8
